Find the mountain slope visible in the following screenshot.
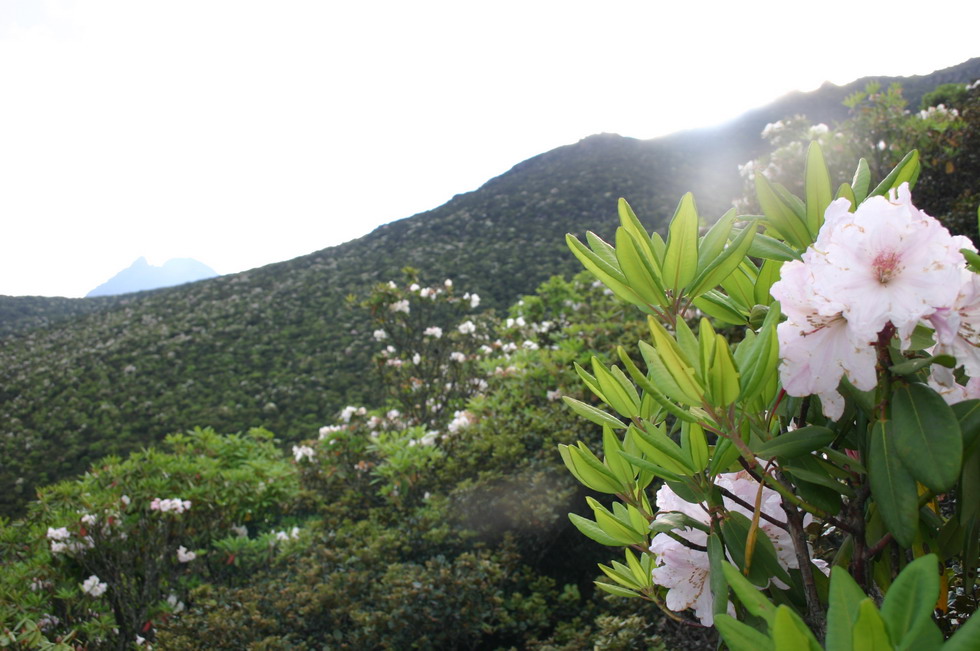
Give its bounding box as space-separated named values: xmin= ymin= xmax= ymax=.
xmin=1 ymin=59 xmax=977 ymax=516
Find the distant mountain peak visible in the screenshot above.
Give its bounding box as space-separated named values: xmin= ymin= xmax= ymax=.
xmin=86 ymin=257 xmax=218 ymax=297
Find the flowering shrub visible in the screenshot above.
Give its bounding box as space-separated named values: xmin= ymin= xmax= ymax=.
xmin=0 ymin=427 xmax=297 ymax=649
xmin=559 ymin=144 xmax=980 ymax=648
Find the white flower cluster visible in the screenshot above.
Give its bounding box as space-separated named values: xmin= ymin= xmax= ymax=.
xmin=292 ymin=444 xmax=316 ymax=462
xmin=918 ymin=104 xmax=959 ymax=120
xmin=447 ymin=410 xmax=475 ymax=434
xmin=81 ymin=575 xmax=108 ymax=597
xmin=649 ymin=472 xmax=827 ymax=626
xmin=423 ymin=326 xmax=443 ymax=338
xmin=390 ymin=299 xmax=410 ymax=314
xmin=771 ymin=184 xmax=979 ymax=418
xmin=274 ymin=526 xmax=300 ymax=542
xmin=373 ymin=329 xmax=388 ymax=341
xmin=318 ymin=424 xmax=344 ymax=440
xmin=339 ymin=405 xmax=367 ymax=422
xmin=463 ymin=292 xmax=480 ymax=308
xmin=457 ymin=320 xmax=477 ymax=335
xmin=176 ymin=545 xmax=196 ymax=563
xmin=150 ymin=497 xmax=192 ymax=514
xmin=449 ymin=351 xmax=467 ymax=363
xmin=46 ymin=526 xmax=93 ymax=555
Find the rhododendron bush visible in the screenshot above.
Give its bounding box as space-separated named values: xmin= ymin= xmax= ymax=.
xmin=559 ymin=144 xmax=980 ymax=648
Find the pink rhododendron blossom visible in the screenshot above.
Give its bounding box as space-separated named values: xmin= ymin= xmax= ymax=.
xmin=649 ymin=472 xmax=826 ymax=625
xmin=930 ymin=270 xmax=980 ymax=377
xmin=770 ymin=261 xmax=876 ymax=419
xmin=805 ymin=186 xmax=970 ymax=344
xmin=771 ymin=184 xmax=976 ymax=417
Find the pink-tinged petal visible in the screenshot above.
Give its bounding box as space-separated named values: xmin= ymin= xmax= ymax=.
xmin=932 ymin=271 xmax=980 ymax=377
xmin=807 ymin=184 xmax=966 ymax=344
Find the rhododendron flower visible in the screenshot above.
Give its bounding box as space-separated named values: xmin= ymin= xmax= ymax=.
xmin=81 ymin=575 xmax=108 ymax=597
xmin=390 ymin=299 xmax=410 ymax=314
xmin=805 ymin=186 xmax=971 ymax=344
xmin=449 ymin=351 xmax=466 ymax=363
xmin=373 ymin=329 xmax=388 ymax=341
xmin=457 ymin=320 xmax=476 ymax=335
xmin=177 ymin=545 xmax=196 ymax=563
xmin=930 ymin=270 xmax=980 ymax=378
xmin=771 ymin=184 xmax=976 ymax=417
xmin=770 ymin=261 xmax=877 ymax=419
xmin=649 ymin=472 xmax=826 ymax=626
xmin=292 ymin=445 xmax=315 ymax=462
xmin=423 ymin=326 xmax=443 ymax=338
xmin=47 ymin=527 xmax=70 ymax=541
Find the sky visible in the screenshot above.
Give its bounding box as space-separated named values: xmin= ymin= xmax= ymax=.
xmin=1 ymin=1 xmax=977 ymax=298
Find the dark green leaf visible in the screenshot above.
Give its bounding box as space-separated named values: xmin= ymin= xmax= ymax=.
xmin=891 ymin=383 xmax=962 ymax=493
xmin=868 ymin=420 xmax=919 ymax=547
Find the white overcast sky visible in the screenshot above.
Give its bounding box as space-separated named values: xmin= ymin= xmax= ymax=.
xmin=1 ymin=0 xmax=977 ymax=297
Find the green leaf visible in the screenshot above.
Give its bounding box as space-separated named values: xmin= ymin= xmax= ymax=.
xmin=826 ymin=565 xmax=869 ymax=651
xmin=602 ymin=426 xmax=634 ymax=486
xmin=944 ymin=609 xmax=980 ymax=650
xmin=852 ymin=599 xmax=893 ymax=650
xmin=772 ymin=605 xmax=822 ymax=650
xmin=568 ymin=512 xmax=622 ymax=546
xmin=618 ymin=450 xmax=684 ymax=482
xmin=592 ymin=357 xmax=640 ymax=420
xmin=752 ymin=426 xmax=835 ymax=460
xmin=707 ymin=532 xmax=730 ymax=620
xmin=891 ymin=383 xmax=962 ymax=493
xmin=559 ymin=444 xmax=625 ymax=494
xmin=616 ymin=227 xmax=669 ymax=308
xmin=804 ymin=141 xmax=832 ymax=235
xmin=880 ymin=554 xmax=939 ymax=650
xmin=594 ymin=580 xmax=642 ymax=598
xmin=964 ymin=248 xmax=980 ymax=274
xmin=722 ymin=511 xmax=791 ymax=587
xmin=692 ymin=291 xmax=749 ymax=325
xmin=869 ymin=149 xmax=920 ymax=197
xmin=662 ymin=193 xmax=700 ymax=292
xmin=562 ymin=396 xmax=627 ymax=430
xmin=852 ymin=158 xmax=871 ymax=204
xmin=868 ymin=420 xmax=919 ymax=547
xmin=617 ymin=198 xmax=660 ymax=267
xmin=566 ymin=233 xmax=645 ymax=309
xmin=889 ymin=355 xmax=957 ymax=376
xmin=714 ymin=614 xmax=774 ymax=651
xmin=696 ymin=209 xmax=736 ymax=275
xmin=689 ymin=220 xmax=758 ymax=297
xmin=746 ymin=231 xmax=802 ymax=262
xmin=721 ymin=561 xmax=775 ymax=626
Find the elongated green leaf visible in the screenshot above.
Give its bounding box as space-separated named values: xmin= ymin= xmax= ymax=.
xmin=559 ymin=444 xmax=624 ymax=494
xmin=721 ymin=562 xmax=775 ymax=626
xmin=754 ymin=259 xmax=783 ymax=305
xmin=618 ymin=450 xmax=684 ymax=482
xmin=592 ymin=357 xmax=640 ymax=419
xmin=751 ymin=426 xmax=835 ymax=459
xmin=773 ymin=605 xmax=822 ymax=651
xmin=836 ymin=182 xmax=856 ymax=208
xmin=594 ymin=580 xmax=642 ymax=598
xmin=566 ymin=233 xmax=635 ymax=301
xmin=944 ymin=608 xmax=980 ymax=650
xmin=616 ymin=227 xmax=669 ymax=308
xmin=868 ymin=420 xmax=919 ymax=547
xmin=707 ymin=533 xmax=730 ymax=620
xmin=630 ymin=423 xmax=695 ymax=474
xmin=826 ymin=565 xmax=869 ymax=651
xmin=617 ymin=198 xmax=660 ymax=268
xmin=758 ymin=173 xmax=810 ymax=249
xmin=722 ymin=511 xmax=791 ymax=587
xmin=692 ymin=291 xmax=749 ymax=325
xmin=746 ymin=230 xmax=802 ymax=262
xmin=689 ymin=220 xmax=758 ymax=297
xmin=889 ymin=354 xmax=957 ymax=376
xmin=870 ymin=149 xmax=920 ymax=197
xmin=709 ymin=333 xmax=740 ymax=407
xmin=568 ymin=512 xmax=621 ymax=546
xmin=852 ymin=599 xmax=892 ymax=650
xmin=617 ymin=346 xmax=698 ymax=423
xmin=852 ymin=158 xmax=871 ymax=204
xmin=804 ymin=141 xmax=833 ymax=235
xmin=696 ymin=209 xmax=736 ymax=275
xmin=662 ymin=192 xmax=700 ymax=292
xmin=880 ymin=554 xmax=939 ymax=649
xmin=891 ymin=383 xmax=962 ymax=493
xmin=562 ymin=396 xmax=627 ymax=430
xmin=574 ymin=362 xmax=606 ymax=402
xmin=602 ymin=426 xmax=634 ymax=486
xmin=714 ymin=614 xmax=774 ymax=651
xmin=590 ymin=498 xmax=647 ymax=545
